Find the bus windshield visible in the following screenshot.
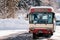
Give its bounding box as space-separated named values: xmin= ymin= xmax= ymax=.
xmin=29 ymin=12 xmax=54 ymax=24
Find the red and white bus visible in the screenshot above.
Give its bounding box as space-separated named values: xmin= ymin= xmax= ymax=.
xmin=28 ymin=6 xmax=55 ymax=38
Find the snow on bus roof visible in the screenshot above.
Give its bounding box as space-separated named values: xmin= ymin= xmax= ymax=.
xmin=30 ymin=6 xmax=54 ymax=9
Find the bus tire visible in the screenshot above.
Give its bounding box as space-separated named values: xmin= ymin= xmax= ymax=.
xmin=51 ymin=33 xmax=53 ymax=35
xmin=45 ymin=34 xmax=52 ymax=38
xmin=33 ymin=33 xmax=38 ymax=39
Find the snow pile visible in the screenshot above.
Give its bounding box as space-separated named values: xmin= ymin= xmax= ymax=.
xmin=0 ymin=8 xmax=29 ymax=30
xmin=0 ymin=17 xmax=29 ymax=30
xmin=0 ymin=30 xmax=28 ymax=37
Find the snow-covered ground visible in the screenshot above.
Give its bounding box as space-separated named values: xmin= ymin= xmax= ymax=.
xmin=0 ymin=8 xmax=29 ymax=30
xmin=0 ymin=19 xmax=29 ymax=30
xmin=0 ymin=9 xmax=29 ymax=38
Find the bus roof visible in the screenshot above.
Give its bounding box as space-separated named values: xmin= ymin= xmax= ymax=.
xmin=30 ymin=6 xmax=54 ymax=12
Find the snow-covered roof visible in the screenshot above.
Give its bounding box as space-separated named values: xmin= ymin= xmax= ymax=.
xmin=31 ymin=6 xmax=53 ymax=8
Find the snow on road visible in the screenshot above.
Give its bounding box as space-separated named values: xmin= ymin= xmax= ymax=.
xmin=0 ymin=30 xmax=28 ymax=37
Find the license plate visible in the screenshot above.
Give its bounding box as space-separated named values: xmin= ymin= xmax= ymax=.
xmin=39 ymin=31 xmax=42 ymax=33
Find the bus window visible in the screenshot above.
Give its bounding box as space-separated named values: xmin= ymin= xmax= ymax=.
xmin=42 ymin=15 xmax=48 ymax=20
xmin=29 ymin=12 xmax=54 ymax=24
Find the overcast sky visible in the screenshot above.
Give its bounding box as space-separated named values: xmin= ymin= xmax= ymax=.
xmin=57 ymin=0 xmax=60 ymax=2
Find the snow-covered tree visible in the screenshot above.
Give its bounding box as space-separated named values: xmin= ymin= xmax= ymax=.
xmin=0 ymin=0 xmax=19 ymax=18
xmin=18 ymin=0 xmax=42 ymax=10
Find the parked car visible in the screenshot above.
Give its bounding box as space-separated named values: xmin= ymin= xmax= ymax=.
xmin=56 ymin=20 xmax=60 ymax=26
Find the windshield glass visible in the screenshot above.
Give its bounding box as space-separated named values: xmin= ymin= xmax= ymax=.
xmin=29 ymin=12 xmax=54 ymax=24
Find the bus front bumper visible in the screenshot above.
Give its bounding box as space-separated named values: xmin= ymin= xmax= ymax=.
xmin=29 ymin=28 xmax=53 ymax=34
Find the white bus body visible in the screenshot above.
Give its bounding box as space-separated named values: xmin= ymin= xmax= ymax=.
xmin=28 ymin=6 xmax=55 ymax=38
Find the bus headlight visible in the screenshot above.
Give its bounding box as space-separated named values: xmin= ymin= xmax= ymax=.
xmin=29 ymin=28 xmax=34 ymax=31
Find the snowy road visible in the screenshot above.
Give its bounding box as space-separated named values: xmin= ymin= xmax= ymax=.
xmin=0 ymin=30 xmax=29 ymax=40
xmin=0 ymin=26 xmax=59 ymax=40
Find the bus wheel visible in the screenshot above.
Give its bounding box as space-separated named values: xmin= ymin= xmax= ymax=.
xmin=51 ymin=33 xmax=53 ymax=35
xmin=33 ymin=33 xmax=38 ymax=39
xmin=45 ymin=34 xmax=52 ymax=38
